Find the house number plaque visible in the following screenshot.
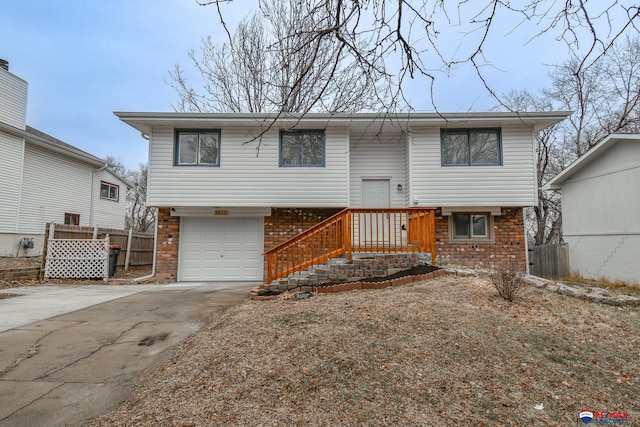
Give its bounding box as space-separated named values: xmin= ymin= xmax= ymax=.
xmin=214 ymin=209 xmax=230 ymax=216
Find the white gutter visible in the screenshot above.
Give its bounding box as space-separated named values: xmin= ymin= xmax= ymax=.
xmin=134 ymin=207 xmax=158 ymax=282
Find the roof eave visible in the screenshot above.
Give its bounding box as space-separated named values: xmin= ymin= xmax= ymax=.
xmin=114 ymin=111 xmax=573 ymax=137
xmin=1 ymin=122 xmax=105 ymax=167
xmin=543 ymin=133 xmax=640 ymax=190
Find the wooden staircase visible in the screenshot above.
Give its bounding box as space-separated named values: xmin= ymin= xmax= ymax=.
xmin=264 ymin=208 xmax=437 ymax=284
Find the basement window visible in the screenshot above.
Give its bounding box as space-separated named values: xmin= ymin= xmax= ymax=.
xmin=449 ymin=213 xmax=494 ymax=242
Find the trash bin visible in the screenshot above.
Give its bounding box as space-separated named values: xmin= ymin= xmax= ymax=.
xmin=108 ymin=245 xmax=121 ymax=277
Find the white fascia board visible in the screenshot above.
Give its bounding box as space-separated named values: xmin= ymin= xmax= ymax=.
xmin=114 ymin=111 xmax=573 ymax=136
xmin=543 ymin=133 xmax=640 ymax=190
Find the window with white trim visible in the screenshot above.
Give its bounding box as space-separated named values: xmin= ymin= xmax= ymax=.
xmin=441 ymin=128 xmax=502 ymax=166
xmin=175 ymin=129 xmax=221 ymax=166
xmin=450 ymin=213 xmax=494 ymax=242
xmin=100 ymin=181 xmax=119 ymax=202
xmin=280 ymin=130 xmax=325 ymax=166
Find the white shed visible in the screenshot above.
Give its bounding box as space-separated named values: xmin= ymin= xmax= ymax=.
xmin=544 ymin=134 xmax=640 ymax=285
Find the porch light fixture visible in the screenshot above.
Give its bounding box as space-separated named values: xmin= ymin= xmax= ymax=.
xmin=397 ymin=184 xmax=403 ymax=191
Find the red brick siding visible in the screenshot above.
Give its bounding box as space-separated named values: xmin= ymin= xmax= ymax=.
xmin=435 ymin=207 xmax=526 ymax=270
xmin=264 ymin=207 xmax=344 ymax=276
xmin=155 ymin=207 xmax=180 ymax=282
xmin=264 ymin=208 xmax=344 ymax=250
xmin=153 ymin=206 xmax=525 ymax=283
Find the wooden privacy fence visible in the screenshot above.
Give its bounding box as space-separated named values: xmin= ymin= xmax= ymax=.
xmin=528 ymin=243 xmax=570 ymax=279
xmin=42 ymin=223 xmax=154 ymax=274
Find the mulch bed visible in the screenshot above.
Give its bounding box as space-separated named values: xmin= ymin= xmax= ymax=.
xmin=315 ymin=264 xmax=440 ymax=287
xmin=360 ymin=264 xmax=440 ymax=282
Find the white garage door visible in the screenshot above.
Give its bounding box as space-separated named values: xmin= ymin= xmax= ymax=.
xmin=179 ymin=217 xmax=264 ymax=281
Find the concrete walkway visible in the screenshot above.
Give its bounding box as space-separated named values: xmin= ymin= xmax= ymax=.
xmin=0 ymin=282 xmax=254 ymax=426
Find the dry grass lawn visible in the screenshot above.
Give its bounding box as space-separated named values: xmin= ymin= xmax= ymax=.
xmin=92 ymin=275 xmax=639 ymax=426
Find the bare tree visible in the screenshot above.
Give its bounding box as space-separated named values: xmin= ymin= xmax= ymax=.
xmin=195 ymin=0 xmax=638 ymax=114
xmin=547 ymin=35 xmax=640 ymax=157
xmin=104 ymin=156 xmax=155 ymax=232
xmin=125 ymin=163 xmax=156 ymax=233
xmin=503 ymin=36 xmax=640 ymax=246
xmin=171 ymin=0 xmax=387 ymax=114
xmin=501 ymin=90 xmax=564 ymax=246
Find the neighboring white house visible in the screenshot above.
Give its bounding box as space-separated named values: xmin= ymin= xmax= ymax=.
xmin=116 ymin=111 xmax=570 ymax=283
xmin=544 ymin=134 xmax=640 ymax=285
xmin=0 ymin=60 xmax=130 ymax=257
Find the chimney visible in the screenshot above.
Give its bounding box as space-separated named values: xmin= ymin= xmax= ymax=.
xmin=0 ymin=59 xmax=8 ymax=71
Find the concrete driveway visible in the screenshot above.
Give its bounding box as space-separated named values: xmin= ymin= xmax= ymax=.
xmin=0 ymin=282 xmax=254 ymax=427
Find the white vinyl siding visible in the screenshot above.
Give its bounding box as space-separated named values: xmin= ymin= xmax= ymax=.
xmin=409 ymin=125 xmax=536 ymax=207
xmin=561 ymin=139 xmax=640 ymax=236
xmin=0 ymin=69 xmax=28 ymax=129
xmin=147 ymin=126 xmax=349 ymax=207
xmin=0 ymin=133 xmax=24 ymax=233
xmin=349 ymin=134 xmax=406 ymax=207
xmin=405 ymin=133 xmax=412 ymax=206
xmin=557 ymin=138 xmax=640 ymax=284
xmin=17 ymin=144 xmax=94 ymax=233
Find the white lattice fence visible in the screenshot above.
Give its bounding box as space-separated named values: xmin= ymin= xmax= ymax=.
xmin=44 ymin=238 xmax=109 ymax=280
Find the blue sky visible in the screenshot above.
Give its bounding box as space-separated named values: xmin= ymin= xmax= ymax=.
xmin=1 ymin=1 xmax=572 ymax=170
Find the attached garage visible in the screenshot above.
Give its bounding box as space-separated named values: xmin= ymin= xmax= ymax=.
xmin=178 ymin=217 xmax=264 ymax=282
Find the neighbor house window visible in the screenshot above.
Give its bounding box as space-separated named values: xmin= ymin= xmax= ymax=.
xmin=100 ymin=181 xmax=119 ymax=202
xmin=64 ymin=213 xmax=80 ymax=225
xmin=450 ymin=213 xmax=493 ymax=242
xmin=280 ymin=130 xmax=325 ymax=166
xmin=441 ymin=128 xmax=502 ymax=166
xmin=175 ymin=129 xmax=221 ymax=166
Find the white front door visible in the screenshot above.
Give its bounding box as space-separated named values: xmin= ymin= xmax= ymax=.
xmin=362 ymin=179 xmax=390 ymax=207
xmin=178 ymin=217 xmax=263 ymax=282
xmin=360 ymin=179 xmax=391 ymax=246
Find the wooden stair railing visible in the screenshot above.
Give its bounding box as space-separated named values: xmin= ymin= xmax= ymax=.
xmin=265 ymin=208 xmax=437 ymax=284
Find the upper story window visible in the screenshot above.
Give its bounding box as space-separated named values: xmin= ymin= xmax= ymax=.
xmin=441 ymin=128 xmax=502 ymax=166
xmin=175 ymin=129 xmax=221 ymax=166
xmin=100 ymin=181 xmax=119 ymax=202
xmin=64 ymin=213 xmax=80 ymax=225
xmin=280 ymin=130 xmax=325 ymax=167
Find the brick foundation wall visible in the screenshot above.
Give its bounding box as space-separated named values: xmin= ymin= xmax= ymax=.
xmin=264 ymin=208 xmax=344 ymax=250
xmin=155 ymin=207 xmax=180 ymax=282
xmin=264 ymin=207 xmax=343 ymax=276
xmin=152 ymin=206 xmax=525 ymax=283
xmin=435 ymin=207 xmax=526 ymax=270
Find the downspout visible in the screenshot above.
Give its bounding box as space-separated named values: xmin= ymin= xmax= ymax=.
xmin=133 ymin=131 xmax=156 ymax=282
xmin=90 ymin=163 xmax=109 ymax=225
xmin=524 ymin=208 xmax=530 ymax=275
xmin=134 ymin=207 xmax=158 ymax=282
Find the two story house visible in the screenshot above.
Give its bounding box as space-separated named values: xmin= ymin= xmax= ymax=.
xmin=115 ymin=111 xmax=569 ymax=283
xmin=0 ymin=60 xmax=130 ymax=257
